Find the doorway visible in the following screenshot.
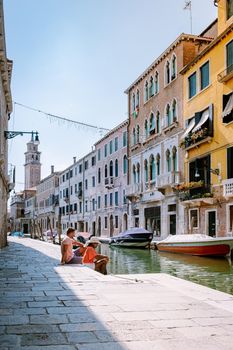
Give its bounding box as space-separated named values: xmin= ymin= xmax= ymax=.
xmin=207 ymin=211 xmax=216 ymax=237
xmin=110 ymin=215 xmax=114 ymax=236
xmin=169 ymin=214 xmax=176 ymax=235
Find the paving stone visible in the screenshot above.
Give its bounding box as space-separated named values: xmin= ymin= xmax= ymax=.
xmin=59 ymin=322 xmax=106 ymax=332
xmin=0 ymin=315 xmax=29 ymax=325
xmin=46 ymin=306 xmax=89 ymax=314
xmin=30 ymin=314 xmax=69 ymax=324
xmin=21 ymin=346 xmax=76 ymax=350
xmin=6 ymin=324 xmax=60 ymax=334
xmin=21 ymin=332 xmax=68 ymax=346
xmin=0 ymin=308 xmax=13 ymax=315
xmin=66 ymin=331 xmax=99 ymax=343
xmin=28 ymin=301 xmax=64 ymax=308
xmin=0 ymin=334 xmax=21 ymax=348
xmin=0 ymin=325 xmax=5 ymax=334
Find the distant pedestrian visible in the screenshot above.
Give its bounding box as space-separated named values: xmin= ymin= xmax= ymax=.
xmin=61 ymin=227 xmax=84 ymax=265
xmin=82 ymin=236 xmax=109 ymax=275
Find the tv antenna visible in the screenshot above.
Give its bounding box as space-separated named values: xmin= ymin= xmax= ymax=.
xmin=183 ymin=0 xmax=192 ymax=34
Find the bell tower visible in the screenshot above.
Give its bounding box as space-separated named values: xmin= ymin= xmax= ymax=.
xmin=24 ymin=133 xmax=41 ymax=190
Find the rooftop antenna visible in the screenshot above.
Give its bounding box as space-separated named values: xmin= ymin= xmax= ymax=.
xmin=184 ymin=0 xmax=192 ymax=34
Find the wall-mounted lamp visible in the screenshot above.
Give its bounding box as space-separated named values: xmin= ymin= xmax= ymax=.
xmin=194 ymin=167 xmax=220 ymax=178
xmin=4 ymin=130 xmax=39 ymax=144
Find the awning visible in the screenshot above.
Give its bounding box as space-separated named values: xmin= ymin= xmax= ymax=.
xmin=181 ymin=118 xmax=195 ymax=139
xmin=192 ymin=108 xmax=209 ymax=133
xmin=222 ymin=93 xmax=233 ymax=118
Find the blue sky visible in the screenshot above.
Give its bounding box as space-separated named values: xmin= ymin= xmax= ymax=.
xmin=4 ymin=0 xmax=217 ymax=192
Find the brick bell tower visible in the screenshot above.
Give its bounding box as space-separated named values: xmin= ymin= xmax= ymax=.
xmin=24 ymin=133 xmax=41 ymax=190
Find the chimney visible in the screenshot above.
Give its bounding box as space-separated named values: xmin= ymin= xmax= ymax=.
xmin=73 ymin=157 xmax=76 ymax=164
xmin=51 ymin=165 xmax=54 ymax=174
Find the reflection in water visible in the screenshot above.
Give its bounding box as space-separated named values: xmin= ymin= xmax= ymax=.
xmin=99 ymin=244 xmax=233 ymax=295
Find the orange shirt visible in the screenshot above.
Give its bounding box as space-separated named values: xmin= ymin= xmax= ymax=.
xmin=82 ymin=246 xmax=97 ymax=263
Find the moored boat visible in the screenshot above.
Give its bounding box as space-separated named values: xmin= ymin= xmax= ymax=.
xmin=109 ymin=227 xmax=153 ymax=248
xmin=156 ymin=234 xmax=233 ymax=257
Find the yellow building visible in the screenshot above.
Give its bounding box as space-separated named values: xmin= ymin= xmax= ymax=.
xmin=180 ymin=0 xmax=233 ymax=237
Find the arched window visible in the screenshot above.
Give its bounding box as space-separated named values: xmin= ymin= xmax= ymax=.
xmin=172 ymin=99 xmax=177 ymax=122
xmin=136 ymin=125 xmax=140 ymax=143
xmin=98 ymin=168 xmax=101 ymax=183
xmin=144 ymin=81 xmax=149 ymax=102
xmin=156 ymin=154 xmax=160 ymax=176
xmin=105 ymin=164 xmax=108 ymax=178
xmin=172 ymin=146 xmax=178 ymax=172
xmin=166 ymin=149 xmax=171 ymax=172
xmin=136 ymin=89 xmax=140 ymax=107
xmin=149 ymin=76 xmax=154 ymax=98
xmin=165 ymin=60 xmax=170 ymax=85
xmin=123 ymin=155 xmax=128 ymax=174
xmin=144 ymin=120 xmax=149 ymax=139
xmin=149 ymin=155 xmax=155 ymax=181
xmin=132 ymin=93 xmax=135 ymax=111
xmin=144 ymin=159 xmax=148 ymax=183
xmin=149 ymin=113 xmax=155 ymax=133
xmin=133 ymin=164 xmax=137 ymax=184
xmin=156 ymin=111 xmax=160 ymax=134
xmin=136 ymin=163 xmax=140 ymax=183
xmin=171 ymin=54 xmax=177 ymax=80
xmin=155 ymin=71 xmax=159 ymax=94
xmin=133 ymin=128 xmax=136 ymax=145
xmin=166 ymin=104 xmax=171 ymax=127
xmin=109 ymin=160 xmax=113 ymax=177
xmin=115 ymin=159 xmax=118 ymax=177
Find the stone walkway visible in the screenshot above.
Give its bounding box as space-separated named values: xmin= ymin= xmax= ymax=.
xmin=1 ymin=237 xmax=233 ymax=349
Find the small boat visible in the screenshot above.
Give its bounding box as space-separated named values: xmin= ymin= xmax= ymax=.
xmin=156 ymin=234 xmax=233 ymax=257
xmin=109 ymin=227 xmax=153 ymax=248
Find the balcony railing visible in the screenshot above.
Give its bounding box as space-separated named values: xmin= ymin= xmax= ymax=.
xmin=223 ymin=178 xmax=233 ymax=197
xmin=217 ymin=64 xmax=233 ymax=83
xmin=157 ymin=172 xmax=180 ymax=188
xmin=179 ymin=128 xmax=212 ymax=150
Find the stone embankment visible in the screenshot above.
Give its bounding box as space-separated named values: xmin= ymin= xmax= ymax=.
xmin=1 ymin=237 xmax=233 ymax=349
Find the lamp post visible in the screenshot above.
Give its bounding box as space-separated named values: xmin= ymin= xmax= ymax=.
xmin=4 ymin=130 xmax=39 ymax=142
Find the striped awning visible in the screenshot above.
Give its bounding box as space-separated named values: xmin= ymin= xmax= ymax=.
xmin=222 ymin=93 xmax=233 ymax=119
xmin=192 ymin=108 xmax=209 ymax=133
xmin=181 ymin=118 xmax=195 ymax=139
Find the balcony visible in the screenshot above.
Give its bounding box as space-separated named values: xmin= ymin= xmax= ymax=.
xmin=157 ymin=172 xmax=181 ymax=189
xmin=179 ymin=128 xmax=212 ymax=150
xmin=223 ymin=178 xmax=233 ymax=198
xmin=105 ymin=177 xmax=114 ymax=189
xmin=178 ymin=184 xmax=214 ymax=206
xmin=217 ymin=64 xmax=233 ymax=83
xmin=126 ymin=183 xmax=143 ymax=201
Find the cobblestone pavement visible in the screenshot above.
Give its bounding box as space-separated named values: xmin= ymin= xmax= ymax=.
xmin=1 ymin=237 xmax=233 ymax=349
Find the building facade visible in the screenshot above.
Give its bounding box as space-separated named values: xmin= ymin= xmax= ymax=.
xmin=0 ymin=1 xmax=13 ymax=248
xmin=125 ymin=33 xmax=213 ymax=239
xmin=181 ymin=0 xmax=233 ymax=237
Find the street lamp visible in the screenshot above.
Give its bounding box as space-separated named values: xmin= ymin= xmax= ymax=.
xmin=4 ymin=130 xmax=39 ymax=143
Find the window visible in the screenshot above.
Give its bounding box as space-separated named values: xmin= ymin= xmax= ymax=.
xmin=79 ymin=164 xmax=82 ymax=173
xmin=109 ymin=160 xmax=113 ymax=177
xmin=105 ymin=164 xmax=108 ymax=178
xmin=74 ymin=203 xmax=77 ymax=212
xmin=227 ymin=0 xmax=233 ymax=19
xmin=171 ymin=55 xmax=177 ymax=80
xmin=136 ymin=125 xmax=140 ymax=143
xmin=91 ymin=156 xmax=96 ymax=166
xmin=75 ymin=167 xmax=77 ymax=176
xmin=166 ymin=149 xmax=171 ymax=172
xmin=115 ymin=216 xmax=118 ymax=229
xmin=189 ymin=209 xmax=199 ymax=229
xmin=133 ymin=164 xmax=136 ymax=184
xmin=98 ymin=148 xmax=101 ymax=161
xmin=188 ymin=72 xmax=196 ymax=99
xmin=227 ymin=39 xmax=233 ymax=74
xmin=165 ymin=60 xmax=170 ymax=85
xmin=104 ymin=217 xmax=108 ymax=229
xmin=98 ymin=168 xmax=101 ymax=183
xmin=123 ymin=131 xmax=127 ymax=147
xmin=115 ymin=159 xmax=118 ymax=177
xmin=92 ymin=198 xmax=95 ymax=211
xmin=92 ymin=176 xmax=95 ymax=187
xmin=85 ymin=200 xmax=88 ymax=212
xmin=145 ymin=120 xmax=149 ymax=138
xmin=155 ymin=71 xmax=159 ymax=94
xmin=149 ymin=76 xmax=154 ymax=98
xmin=98 ymin=196 xmax=101 ymax=209
xmin=133 ymin=128 xmax=136 ymax=145
xmin=149 ymin=155 xmax=155 ymax=181
xmin=166 ymin=104 xmax=171 ymax=127
xmin=104 ymin=144 xmax=107 ymax=157
xmin=149 ymin=113 xmax=155 ymax=133
xmin=136 ymin=163 xmax=140 ymax=183
xmin=156 ymin=112 xmax=160 ymax=133
xmin=70 ymin=186 xmax=73 ymax=195
xmin=85 ymin=179 xmax=88 ymax=190
xmin=70 ymin=169 xmax=73 ymax=178
xmin=123 ymin=155 xmax=128 ymax=174
xmin=172 ymin=100 xmax=177 ymax=122
xmin=84 ymin=160 xmax=88 ymax=170
xmin=136 ymin=89 xmax=140 ymax=107
xmin=172 ymin=146 xmax=178 ymax=172
xmin=79 ymin=202 xmax=82 ymax=213
xmin=144 ymin=81 xmax=149 ymax=102
xmin=115 ymin=137 xmax=118 ymax=152
xmin=62 ymin=174 xmax=65 ymax=182
xmin=200 ymin=61 xmax=209 ymax=90
xmin=104 ymin=194 xmax=107 ymax=208
xmin=123 ymin=189 xmax=127 ymax=204
xmin=132 ymin=93 xmax=135 ymax=111
xmin=109 ymin=140 xmax=113 ymax=154
xmin=144 ymin=159 xmax=148 ymax=182
xmin=115 ymin=191 xmax=119 ymax=206
xmin=110 ymin=192 xmax=113 ymax=206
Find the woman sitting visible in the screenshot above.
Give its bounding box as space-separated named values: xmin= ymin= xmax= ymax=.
xmin=82 ymin=236 xmax=109 ymax=275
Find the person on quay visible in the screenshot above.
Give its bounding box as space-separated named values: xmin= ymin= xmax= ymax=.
xmin=61 ymin=227 xmax=85 ymax=265
xmin=82 ymin=236 xmax=109 ymax=275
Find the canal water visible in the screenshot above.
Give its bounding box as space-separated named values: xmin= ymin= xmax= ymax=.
xmin=99 ymin=244 xmax=233 ymax=295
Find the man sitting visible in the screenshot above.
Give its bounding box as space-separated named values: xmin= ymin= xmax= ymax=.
xmin=82 ymin=236 xmax=109 ymax=275
xmin=61 ymin=227 xmax=84 ymax=265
